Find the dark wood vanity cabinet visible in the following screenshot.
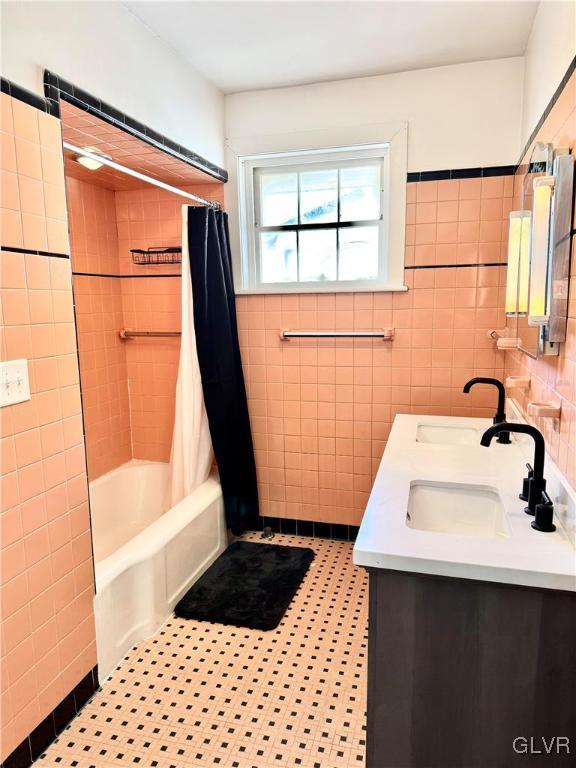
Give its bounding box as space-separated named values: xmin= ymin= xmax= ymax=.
xmin=366 ymin=568 xmax=576 ymax=768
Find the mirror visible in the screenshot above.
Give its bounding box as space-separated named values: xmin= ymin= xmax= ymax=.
xmin=547 ymin=151 xmax=575 ymax=344
xmin=514 ymin=142 xmax=553 ymax=358
xmin=508 ymin=142 xmax=574 ymax=359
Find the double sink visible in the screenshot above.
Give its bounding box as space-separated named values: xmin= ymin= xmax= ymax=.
xmin=353 ymin=413 xmax=575 ymax=592
xmin=409 ymin=423 xmax=506 ymax=539
xmin=415 ymin=423 xmax=482 ymax=446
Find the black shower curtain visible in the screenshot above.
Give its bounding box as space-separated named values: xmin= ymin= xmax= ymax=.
xmin=187 ymin=206 xmax=259 ymax=535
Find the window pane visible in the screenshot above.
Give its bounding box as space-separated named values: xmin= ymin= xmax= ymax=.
xmin=339 ymin=165 xmax=381 ymax=222
xmin=260 ymin=231 xmax=297 ymax=283
xmin=259 ymin=172 xmax=298 ymax=226
xmin=299 ymin=229 xmax=337 ymax=282
xmin=338 ymin=226 xmax=379 ymax=280
xmin=299 ymin=169 xmax=337 ymax=224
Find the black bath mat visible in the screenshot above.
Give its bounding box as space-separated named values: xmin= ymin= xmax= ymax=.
xmin=174 ymin=541 xmax=315 ymax=631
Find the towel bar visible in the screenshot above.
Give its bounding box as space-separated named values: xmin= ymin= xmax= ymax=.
xmin=279 ymin=329 xmax=394 ymax=340
xmin=119 ymin=330 xmax=181 ymax=339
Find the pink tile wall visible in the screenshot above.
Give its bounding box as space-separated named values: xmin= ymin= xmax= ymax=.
xmin=66 ymin=176 xmax=119 ymax=275
xmin=115 ymin=184 xmax=224 ymax=463
xmin=405 ymin=175 xmax=513 ymax=267
xmin=116 ymin=186 xmax=184 ymax=275
xmin=1 ymin=94 xmax=96 ymax=761
xmin=505 ymin=71 xmax=576 ymax=486
xmin=73 ymin=275 xmax=132 ymax=478
xmin=115 ymin=187 xmax=183 ymax=463
xmin=115 ymin=183 xmax=224 ymax=274
xmin=121 ymin=277 xmax=181 ymax=461
xmin=66 ymin=181 xmax=224 ymax=470
xmin=1 ymin=97 xmax=69 ymax=254
xmin=66 ymin=177 xmax=131 ymax=479
xmin=237 ymin=176 xmax=512 ymax=525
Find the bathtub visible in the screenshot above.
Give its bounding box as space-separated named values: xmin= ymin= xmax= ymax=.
xmin=90 ymin=460 xmax=226 ymax=679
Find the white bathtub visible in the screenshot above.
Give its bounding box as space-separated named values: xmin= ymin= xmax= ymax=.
xmin=90 ymin=460 xmax=226 ymax=679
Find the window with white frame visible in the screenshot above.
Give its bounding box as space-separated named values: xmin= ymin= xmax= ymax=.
xmin=237 ymin=144 xmax=396 ymax=293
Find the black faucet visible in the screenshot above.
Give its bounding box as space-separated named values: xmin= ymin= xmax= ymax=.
xmin=480 ymin=422 xmax=555 ymax=532
xmin=463 ymin=377 xmax=510 ymax=444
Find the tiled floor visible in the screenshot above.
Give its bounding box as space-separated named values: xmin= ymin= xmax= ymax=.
xmin=38 ymin=534 xmax=368 ymax=767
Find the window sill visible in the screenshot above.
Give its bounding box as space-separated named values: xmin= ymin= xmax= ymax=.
xmin=234 ymin=283 xmax=408 ymax=295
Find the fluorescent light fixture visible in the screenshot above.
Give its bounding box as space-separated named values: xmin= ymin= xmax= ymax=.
xmin=76 ymin=156 xmax=103 ymax=171
xmin=75 ymin=146 xmax=112 ymax=171
xmin=64 ymin=141 xmax=218 ymax=208
xmin=517 ymin=214 xmax=531 ymax=316
xmin=505 ymin=211 xmax=531 ymax=316
xmin=528 ymin=176 xmax=555 ymax=326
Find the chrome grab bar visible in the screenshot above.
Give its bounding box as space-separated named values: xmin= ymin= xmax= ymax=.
xmin=119 ymin=328 xmax=394 ymax=341
xmin=119 ymin=330 xmax=181 ymax=339
xmin=279 ymin=329 xmax=394 ymax=340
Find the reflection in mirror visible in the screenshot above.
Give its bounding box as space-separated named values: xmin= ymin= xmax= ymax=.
xmin=505 ymin=211 xmax=530 ymax=316
xmin=528 ymin=176 xmax=555 ymax=324
xmin=548 ymin=152 xmax=575 ymax=342
xmin=515 ymin=142 xmax=554 ymax=358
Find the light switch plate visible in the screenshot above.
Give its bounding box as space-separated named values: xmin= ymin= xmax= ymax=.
xmin=1 ymin=359 xmax=31 ymax=407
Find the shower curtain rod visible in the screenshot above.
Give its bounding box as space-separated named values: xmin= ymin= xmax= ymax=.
xmin=63 ymin=142 xmax=221 ymax=209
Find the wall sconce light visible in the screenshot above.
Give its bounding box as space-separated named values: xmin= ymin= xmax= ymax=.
xmin=528 ymin=176 xmax=555 ymax=325
xmin=505 ymin=211 xmax=531 ymax=316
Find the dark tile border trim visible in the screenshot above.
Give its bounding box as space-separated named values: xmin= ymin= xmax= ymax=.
xmin=71 ymin=262 xmax=509 ymax=280
xmin=405 ymin=261 xmax=506 ymax=270
xmin=0 ymin=666 xmax=99 ymax=768
xmin=1 ymin=76 xmax=59 ymax=117
xmin=43 ymin=70 xmax=228 ymax=184
xmin=71 ymin=263 xmax=508 ymax=279
xmin=517 ymin=55 xmax=576 ymax=166
xmin=72 ymin=271 xmax=181 ymax=279
xmin=406 ymin=165 xmax=516 ymax=183
xmin=254 ymin=517 xmax=360 ymax=543
xmin=2 ymin=245 xmax=70 ymax=259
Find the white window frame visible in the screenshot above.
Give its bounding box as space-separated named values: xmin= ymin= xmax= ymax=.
xmin=245 ymin=147 xmax=388 ymax=292
xmin=226 ymin=122 xmax=408 ymax=294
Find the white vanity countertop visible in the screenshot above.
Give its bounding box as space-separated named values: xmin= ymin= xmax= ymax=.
xmin=353 ymin=414 xmax=576 ymax=591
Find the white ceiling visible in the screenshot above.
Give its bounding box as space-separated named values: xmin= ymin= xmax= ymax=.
xmin=124 ymin=1 xmax=539 ymax=94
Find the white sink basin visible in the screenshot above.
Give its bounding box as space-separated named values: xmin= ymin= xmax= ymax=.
xmin=406 ymin=480 xmax=508 ymax=539
xmin=416 ymin=423 xmax=480 ymax=446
